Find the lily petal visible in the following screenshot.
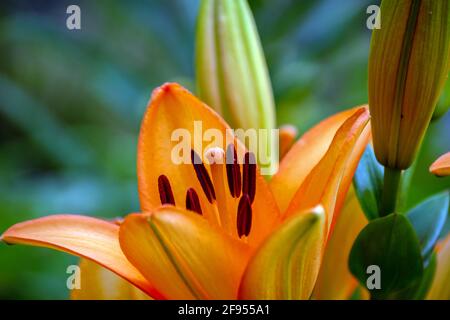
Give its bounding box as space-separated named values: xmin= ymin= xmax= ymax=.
xmin=284 ymin=107 xmax=370 ymax=235
xmin=0 ymin=215 xmax=159 ymax=298
xmin=279 ymin=125 xmax=298 ymax=159
xmin=313 ymin=187 xmax=368 ymax=299
xmin=430 ymin=152 xmax=450 ymax=177
xmin=271 ymin=107 xmax=369 ymax=214
xmin=119 ymin=207 xmax=251 ymax=300
xmin=238 ymin=206 xmax=325 ymax=300
xmin=427 ymin=234 xmax=450 ymax=300
xmin=71 ymin=258 xmax=151 ymax=300
xmin=137 ymin=83 xmax=280 ymax=245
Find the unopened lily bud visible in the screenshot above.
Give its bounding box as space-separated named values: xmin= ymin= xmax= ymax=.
xmin=368 ymin=0 xmax=450 ymax=169
xmin=195 ymin=0 xmax=277 ymax=173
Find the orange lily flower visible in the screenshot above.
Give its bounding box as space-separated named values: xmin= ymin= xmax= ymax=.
xmin=1 ymin=83 xmax=370 ymax=300
xmin=71 ymin=258 xmax=151 ymax=300
xmin=313 ymin=186 xmax=368 ymax=300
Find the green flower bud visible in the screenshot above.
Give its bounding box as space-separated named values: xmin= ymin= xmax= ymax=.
xmin=369 ymin=0 xmax=450 ymax=170
xmin=195 ymin=0 xmax=277 ymax=174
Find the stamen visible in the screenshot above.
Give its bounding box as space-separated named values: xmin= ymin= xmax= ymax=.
xmin=226 ymin=144 xmax=241 ymax=198
xmin=158 ymin=175 xmax=175 ymax=205
xmin=205 ymin=147 xmax=225 ymax=166
xmin=205 ymin=147 xmax=231 ymax=231
xmin=186 ymin=188 xmax=202 ymax=215
xmin=191 ymin=149 xmax=216 ymax=203
xmin=243 ymin=152 xmax=256 ymax=204
xmin=236 ymin=194 xmax=252 ymax=238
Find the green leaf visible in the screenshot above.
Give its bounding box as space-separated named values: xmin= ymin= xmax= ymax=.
xmin=353 ymin=146 xmax=383 ymax=221
xmin=389 ymin=253 xmax=437 ymax=300
xmin=349 ymin=213 xmax=423 ymax=299
xmin=407 ymin=191 xmax=449 ymax=261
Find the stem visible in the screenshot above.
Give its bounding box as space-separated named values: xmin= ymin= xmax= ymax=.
xmin=380 ymin=167 xmax=402 ymax=217
xmin=397 ymin=159 xmax=417 ymax=212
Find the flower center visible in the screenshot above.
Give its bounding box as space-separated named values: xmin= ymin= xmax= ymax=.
xmin=156 ymin=144 xmax=257 ymax=239
xmin=190 ymin=149 xmax=216 ymax=203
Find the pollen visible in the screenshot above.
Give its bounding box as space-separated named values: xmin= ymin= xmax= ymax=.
xmin=158 ymin=174 xmax=175 ymax=205
xmin=226 ymin=144 xmax=241 ymax=198
xmin=237 ymin=194 xmax=252 ymax=238
xmin=185 ymin=188 xmax=203 ymax=215
xmin=242 ymin=152 xmax=256 ymax=204
xmin=191 ymin=149 xmax=216 ymax=203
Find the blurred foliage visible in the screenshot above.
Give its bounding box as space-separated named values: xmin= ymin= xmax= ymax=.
xmin=0 ymin=0 xmax=448 ymax=299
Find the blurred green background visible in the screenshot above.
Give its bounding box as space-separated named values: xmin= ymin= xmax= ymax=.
xmin=0 ymin=0 xmax=448 ymax=299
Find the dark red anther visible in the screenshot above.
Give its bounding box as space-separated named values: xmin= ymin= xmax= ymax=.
xmin=186 ymin=188 xmax=202 ymax=215
xmin=236 ymin=194 xmax=252 ymax=238
xmin=243 ymin=152 xmax=256 ymax=204
xmin=226 ymin=145 xmax=235 ymax=197
xmin=226 ymin=144 xmax=241 ymax=198
xmin=158 ymin=175 xmax=175 ymax=205
xmin=191 ymin=149 xmax=216 ymax=203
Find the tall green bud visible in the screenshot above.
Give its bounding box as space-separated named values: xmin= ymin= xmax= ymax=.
xmin=196 ymin=0 xmax=277 ymax=175
xmin=368 ymin=0 xmax=450 ymax=170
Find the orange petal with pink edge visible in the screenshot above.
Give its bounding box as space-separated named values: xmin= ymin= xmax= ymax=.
xmin=137 ymin=83 xmax=280 ymax=246
xmin=427 ymin=234 xmax=450 ymax=300
xmin=71 ymin=258 xmax=151 ymax=300
xmin=119 ymin=206 xmax=251 ymax=300
xmin=283 ymin=107 xmax=370 ymax=236
xmin=271 ymin=107 xmax=369 ymax=214
xmin=1 ymin=215 xmax=160 ymax=298
xmin=313 ymin=187 xmax=368 ymax=300
xmin=429 ymin=152 xmax=450 ymax=177
xmin=239 ymin=206 xmax=325 ymax=300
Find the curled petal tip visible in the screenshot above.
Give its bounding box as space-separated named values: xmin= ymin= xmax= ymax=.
xmin=430 ymin=152 xmax=450 ymax=177
xmin=149 ymin=82 xmax=192 ymax=106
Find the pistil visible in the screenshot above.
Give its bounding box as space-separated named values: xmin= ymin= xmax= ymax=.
xmin=205 ymin=147 xmax=232 ymax=233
